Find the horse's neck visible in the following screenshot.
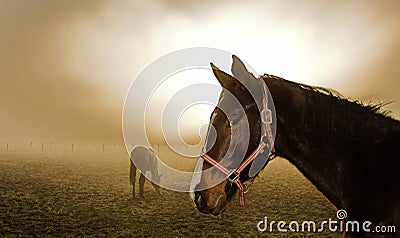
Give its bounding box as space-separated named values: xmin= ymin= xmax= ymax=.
xmin=266 ymin=77 xmax=400 ymax=212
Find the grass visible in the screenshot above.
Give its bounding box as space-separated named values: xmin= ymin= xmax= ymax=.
xmin=0 ymin=145 xmax=341 ymax=237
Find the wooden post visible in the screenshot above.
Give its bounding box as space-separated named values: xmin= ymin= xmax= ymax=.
xmin=6 ymin=142 xmax=9 ymax=151
xmin=30 ymin=141 xmax=33 ymax=147
xmin=102 ymin=144 xmax=105 ymax=152
xmin=41 ymin=143 xmax=44 ymax=152
xmin=71 ymin=142 xmax=75 ymax=153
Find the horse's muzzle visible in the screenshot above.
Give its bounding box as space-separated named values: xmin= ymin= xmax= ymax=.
xmin=194 ymin=191 xmax=226 ymax=216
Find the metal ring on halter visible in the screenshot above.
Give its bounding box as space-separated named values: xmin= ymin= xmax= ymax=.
xmin=261 ymin=108 xmax=272 ymax=124
xmin=243 ymin=178 xmax=256 ymax=194
xmin=261 ymin=136 xmax=270 ymax=144
xmin=227 ymin=170 xmax=240 ymax=183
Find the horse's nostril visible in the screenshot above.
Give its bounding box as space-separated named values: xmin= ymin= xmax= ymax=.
xmin=211 ymin=195 xmax=224 ymax=216
xmin=194 ymin=192 xmax=202 ymax=207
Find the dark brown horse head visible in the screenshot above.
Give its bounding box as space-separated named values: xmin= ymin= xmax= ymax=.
xmin=194 ymin=56 xmax=272 ymax=215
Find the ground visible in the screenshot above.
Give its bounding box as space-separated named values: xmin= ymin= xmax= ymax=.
xmin=0 ymin=144 xmax=340 ymax=237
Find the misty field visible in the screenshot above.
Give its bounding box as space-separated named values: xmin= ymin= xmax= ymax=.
xmin=0 ymin=143 xmax=340 ymax=237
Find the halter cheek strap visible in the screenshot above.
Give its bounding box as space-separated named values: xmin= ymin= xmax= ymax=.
xmin=201 ymin=80 xmax=275 ymax=207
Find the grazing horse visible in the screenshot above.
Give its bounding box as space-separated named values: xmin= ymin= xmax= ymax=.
xmin=193 ymin=56 xmax=400 ymax=237
xmin=130 ymin=146 xmax=162 ymax=199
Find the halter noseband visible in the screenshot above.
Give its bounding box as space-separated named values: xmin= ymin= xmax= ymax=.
xmin=200 ymin=80 xmax=276 ymax=207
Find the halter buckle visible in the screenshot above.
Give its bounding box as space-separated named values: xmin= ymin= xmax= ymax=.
xmin=261 ymin=108 xmax=272 ymax=124
xmin=227 ymin=170 xmax=240 ymax=183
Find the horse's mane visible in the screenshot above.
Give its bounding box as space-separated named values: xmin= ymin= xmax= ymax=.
xmin=262 ymin=74 xmax=395 ymax=120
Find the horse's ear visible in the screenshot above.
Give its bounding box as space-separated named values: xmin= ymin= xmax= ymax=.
xmin=210 ymin=62 xmax=239 ymax=89
xmin=231 ymin=55 xmax=258 ymax=83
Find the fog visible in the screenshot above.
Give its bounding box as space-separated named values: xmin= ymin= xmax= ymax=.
xmin=1 ymin=0 xmax=399 ymax=144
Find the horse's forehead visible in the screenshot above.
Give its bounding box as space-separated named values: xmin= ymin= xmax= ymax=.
xmin=210 ymin=109 xmax=218 ymax=123
xmin=210 ymin=90 xmax=240 ymax=124
xmin=218 ymin=90 xmax=238 ymax=109
xmin=211 ymin=91 xmax=228 ymax=121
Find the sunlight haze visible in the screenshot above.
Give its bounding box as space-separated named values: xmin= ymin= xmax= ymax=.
xmin=1 ymin=0 xmax=399 ymax=145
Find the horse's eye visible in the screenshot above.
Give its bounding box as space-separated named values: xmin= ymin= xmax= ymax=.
xmin=229 ymin=119 xmax=239 ymax=127
xmin=228 ymin=114 xmax=240 ymax=127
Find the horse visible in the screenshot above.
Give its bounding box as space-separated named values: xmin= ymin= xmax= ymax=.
xmin=129 ymin=146 xmax=162 ymax=199
xmin=193 ymin=56 xmax=400 ymax=237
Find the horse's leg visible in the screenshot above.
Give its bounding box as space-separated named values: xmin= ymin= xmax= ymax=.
xmin=139 ymin=173 xmax=146 ymax=199
xmin=151 ymin=181 xmax=163 ymax=197
xmin=129 ymin=160 xmax=137 ymax=199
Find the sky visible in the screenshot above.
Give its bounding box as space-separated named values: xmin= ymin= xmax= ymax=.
xmin=1 ymin=0 xmax=399 ymax=144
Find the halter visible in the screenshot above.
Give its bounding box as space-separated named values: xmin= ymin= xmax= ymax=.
xmin=201 ymin=80 xmax=276 ymax=207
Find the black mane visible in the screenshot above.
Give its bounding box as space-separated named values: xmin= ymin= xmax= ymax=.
xmin=262 ymin=73 xmax=395 ymax=119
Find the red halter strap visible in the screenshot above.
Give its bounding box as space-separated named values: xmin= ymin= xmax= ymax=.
xmin=200 ymin=80 xmax=275 ymax=207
